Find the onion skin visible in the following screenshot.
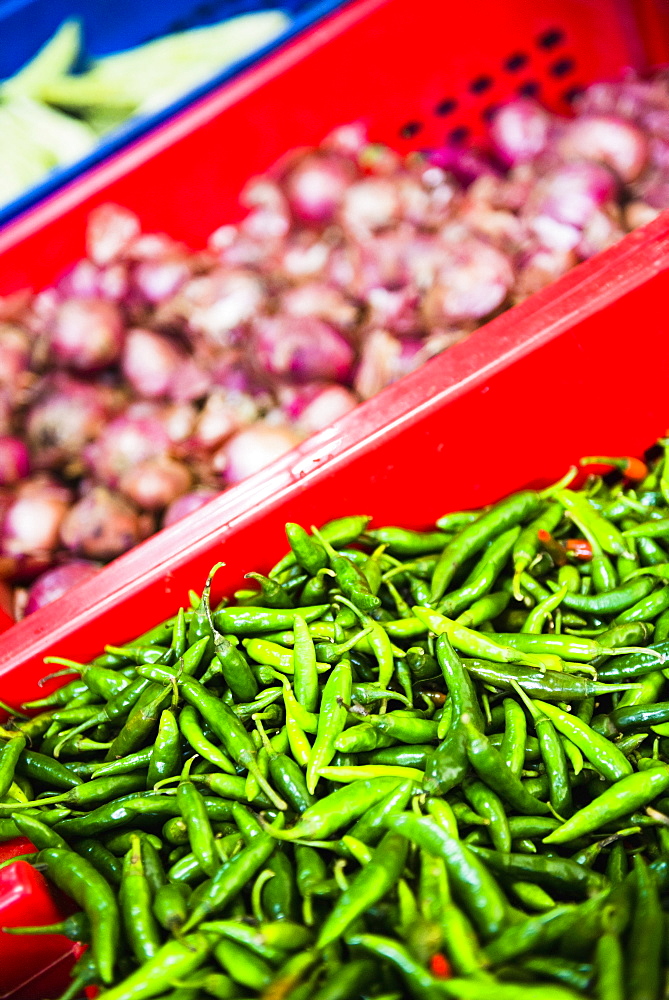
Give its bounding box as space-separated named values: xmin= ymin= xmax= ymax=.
xmin=24 ymin=560 xmax=101 ymax=616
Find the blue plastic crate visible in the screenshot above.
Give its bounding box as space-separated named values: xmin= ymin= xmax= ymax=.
xmin=0 ymin=0 xmax=347 ymax=228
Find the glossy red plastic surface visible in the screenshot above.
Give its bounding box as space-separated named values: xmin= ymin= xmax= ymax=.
xmin=0 ymin=0 xmax=651 ymax=294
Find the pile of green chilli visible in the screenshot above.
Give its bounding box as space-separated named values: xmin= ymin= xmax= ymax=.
xmin=6 ymin=448 xmax=669 ymax=999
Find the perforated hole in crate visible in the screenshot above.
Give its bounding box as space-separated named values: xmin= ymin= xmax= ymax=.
xmin=397 ymin=22 xmax=584 ymax=149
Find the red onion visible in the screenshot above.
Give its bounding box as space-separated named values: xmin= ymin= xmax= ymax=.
xmin=428 ymin=145 xmax=498 ymax=186
xmin=365 ymin=285 xmax=421 ymax=337
xmin=1 ymin=477 xmax=71 ymax=558
xmin=121 ymin=328 xmax=187 ymax=399
xmin=0 ymin=323 xmax=32 ymax=390
xmin=58 ymin=258 xmax=129 ymax=302
xmin=625 ymin=200 xmax=661 ymax=228
xmin=97 ymin=264 xmax=130 ymax=303
xmin=354 ymin=329 xmax=403 ymax=400
xmin=119 ymin=455 xmax=192 ymax=511
xmin=395 ymin=173 xmax=443 ymax=228
xmin=86 ymin=204 xmax=142 ymax=267
xmin=155 ymin=402 xmax=198 ymax=445
xmin=191 ymin=390 xmax=257 ymax=451
xmin=177 ymin=269 xmax=266 ymax=345
xmin=278 ymin=233 xmax=332 ymax=281
xmin=458 ymin=197 xmax=523 ymax=252
xmin=24 ymin=560 xmax=101 ymax=615
xmin=133 ymin=258 xmax=191 ymax=304
xmin=577 ymin=207 xmax=625 ymax=259
xmin=85 ymin=413 xmax=171 ymax=488
xmin=26 ymin=377 xmax=116 ymax=470
xmin=514 ymin=247 xmax=578 ymax=300
xmin=525 ymin=162 xmax=618 ymax=228
xmin=253 ymin=315 xmax=355 ymax=383
xmin=0 ymin=437 xmax=30 ymax=485
xmin=526 ymin=213 xmax=581 ymax=253
xmin=293 ymin=384 xmax=358 ymax=434
xmin=556 ymin=115 xmax=649 ymax=183
xmin=340 ymin=177 xmax=401 ymax=236
xmin=57 ymin=259 xmax=103 ymax=299
xmin=214 ymin=423 xmax=303 ymax=484
xmin=422 ymin=237 xmax=514 ymax=324
xmin=168 ymin=358 xmax=213 ymax=404
xmin=354 ymin=228 xmax=414 ymax=295
xmin=126 ymin=232 xmax=182 ymax=261
xmin=358 ymin=143 xmax=403 ymax=177
xmin=322 ymin=122 xmax=368 ymax=158
xmin=49 ymin=298 xmax=125 ymax=372
xmin=280 ymin=283 xmax=359 ymax=331
xmin=282 ymin=151 xmax=357 ymax=225
xmin=163 ymin=488 xmax=221 ymax=528
xmin=239 ymin=179 xmax=291 ymax=244
xmin=59 ymin=487 xmax=144 ymax=560
xmin=489 ymin=99 xmax=551 ymax=166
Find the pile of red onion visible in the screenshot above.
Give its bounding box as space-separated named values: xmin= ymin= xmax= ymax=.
xmin=1 ymin=72 xmax=668 ymax=620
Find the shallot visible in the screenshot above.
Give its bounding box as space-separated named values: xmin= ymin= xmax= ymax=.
xmin=163 ymin=488 xmax=221 ymax=528
xmin=24 ymin=560 xmax=101 ymax=615
xmin=4 ymin=69 xmax=669 ymax=619
xmin=214 ymin=424 xmax=304 ymax=484
xmin=59 ymin=487 xmax=147 ymax=560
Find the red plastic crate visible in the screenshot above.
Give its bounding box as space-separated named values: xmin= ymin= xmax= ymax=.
xmin=0 ymin=0 xmax=658 ymax=293
xmin=2 ymin=0 xmax=669 ymax=992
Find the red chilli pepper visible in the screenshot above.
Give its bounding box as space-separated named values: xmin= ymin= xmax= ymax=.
xmin=580 ymin=456 xmax=648 ymax=482
xmin=430 ymin=953 xmax=452 ymax=979
xmin=537 ymin=530 xmax=568 ymax=567
xmin=565 ymin=538 xmax=593 ymax=561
